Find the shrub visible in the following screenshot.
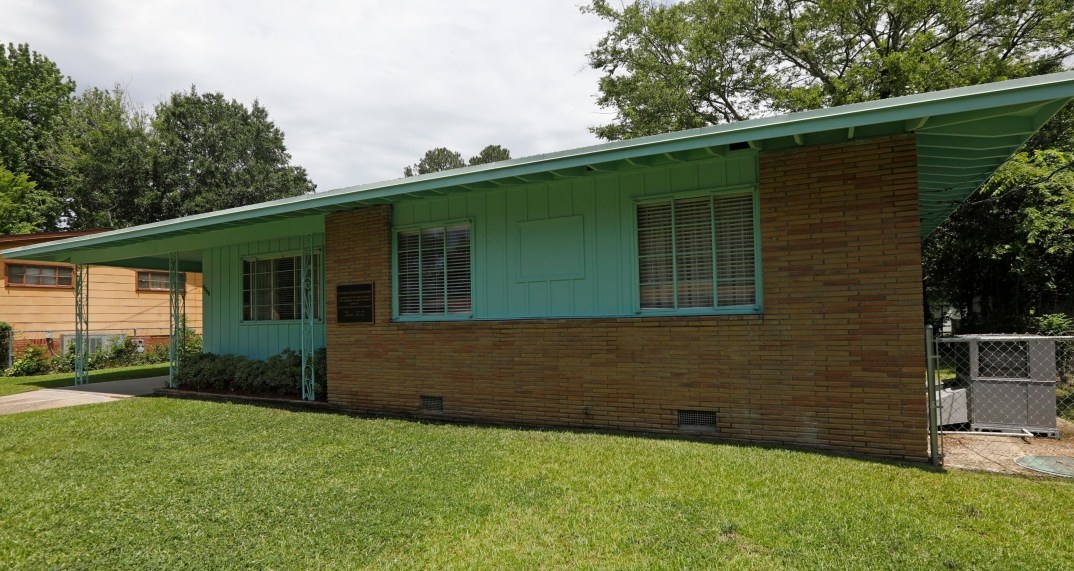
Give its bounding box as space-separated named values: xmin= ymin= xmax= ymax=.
xmin=5 ymin=346 xmax=49 ymax=376
xmin=314 ymin=348 xmax=327 ymax=400
xmin=0 ymin=321 xmax=12 ymax=367
xmin=1036 ymin=313 xmax=1073 ymax=336
xmin=176 ymin=347 xmax=326 ymax=399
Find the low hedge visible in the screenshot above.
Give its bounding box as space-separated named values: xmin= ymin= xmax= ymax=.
xmin=175 ymin=348 xmax=327 ymax=400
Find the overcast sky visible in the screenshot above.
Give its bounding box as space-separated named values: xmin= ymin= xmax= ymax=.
xmin=1 ymin=1 xmax=614 ymax=191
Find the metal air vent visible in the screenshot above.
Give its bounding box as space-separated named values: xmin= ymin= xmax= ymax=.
xmin=419 ymin=395 xmax=444 ymax=412
xmin=678 ymin=410 xmax=717 ymax=431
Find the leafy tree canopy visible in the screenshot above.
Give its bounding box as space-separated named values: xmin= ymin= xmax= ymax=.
xmin=0 ymin=165 xmax=58 ymax=234
xmin=0 ymin=43 xmax=76 ymax=202
xmin=151 ymin=87 xmax=315 ymax=221
xmin=404 ymin=144 xmax=512 ymax=176
xmin=1 ymin=44 xmax=316 ymax=232
xmin=404 ymin=147 xmax=465 ymax=177
xmin=585 ymin=0 xmax=1074 ymax=139
xmin=59 ymin=85 xmax=153 ymax=229
xmin=924 ymin=150 xmax=1074 ymax=331
xmin=468 ymin=144 xmax=511 ymax=166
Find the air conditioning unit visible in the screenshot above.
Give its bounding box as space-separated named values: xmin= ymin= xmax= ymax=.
xmin=58 ymin=333 xmax=126 ymax=355
xmin=952 ymin=335 xmax=1058 ymax=436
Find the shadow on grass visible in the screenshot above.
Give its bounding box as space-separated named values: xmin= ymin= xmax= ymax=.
xmin=155 ymin=387 xmax=944 ymax=475
xmin=0 ymin=365 xmax=170 ymax=395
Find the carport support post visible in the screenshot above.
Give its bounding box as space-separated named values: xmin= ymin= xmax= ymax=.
xmin=926 ymin=325 xmax=942 ymax=466
xmin=300 ymin=234 xmax=315 ymax=401
xmin=73 ymin=264 xmax=90 ymax=385
xmin=168 ymin=252 xmax=181 ymax=388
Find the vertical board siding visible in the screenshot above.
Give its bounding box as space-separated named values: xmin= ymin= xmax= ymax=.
xmin=326 ymin=135 xmax=927 ymax=462
xmin=203 ymin=231 xmax=326 ymax=359
xmin=393 ymin=153 xmax=758 ymax=319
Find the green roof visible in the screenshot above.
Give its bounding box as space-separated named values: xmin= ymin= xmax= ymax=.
xmin=6 ymin=71 xmax=1074 ymax=267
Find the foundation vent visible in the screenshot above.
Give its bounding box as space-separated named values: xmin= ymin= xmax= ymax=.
xmin=419 ymin=395 xmax=444 ymax=412
xmin=678 ymin=410 xmax=717 ymax=431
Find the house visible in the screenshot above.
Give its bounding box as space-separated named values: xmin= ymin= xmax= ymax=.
xmin=0 ymin=231 xmax=203 ymax=357
xmin=4 ymin=73 xmax=1073 ymax=461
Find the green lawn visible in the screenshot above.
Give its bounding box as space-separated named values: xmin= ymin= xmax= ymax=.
xmin=0 ymin=363 xmax=169 ymax=397
xmin=1 ymin=399 xmax=1072 ymax=570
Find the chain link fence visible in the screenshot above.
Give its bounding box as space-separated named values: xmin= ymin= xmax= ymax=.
xmin=929 ymin=332 xmax=1074 ymax=474
xmin=2 ymin=327 xmax=201 ymax=371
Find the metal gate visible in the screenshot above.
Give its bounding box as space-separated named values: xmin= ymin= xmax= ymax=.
xmin=926 ymin=326 xmax=1074 ymax=474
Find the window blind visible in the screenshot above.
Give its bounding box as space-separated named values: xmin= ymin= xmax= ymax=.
xmin=637 ymin=193 xmax=756 ymax=310
xmin=397 ymin=224 xmax=472 ymax=317
xmin=713 ymin=194 xmax=756 ymax=307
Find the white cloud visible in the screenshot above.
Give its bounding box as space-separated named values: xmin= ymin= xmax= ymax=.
xmin=1 ymin=0 xmax=612 ymax=190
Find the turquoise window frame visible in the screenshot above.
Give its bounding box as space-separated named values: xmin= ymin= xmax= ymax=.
xmin=239 ymin=249 xmax=324 ymax=324
xmin=392 ymin=218 xmax=476 ymax=321
xmin=633 ymin=185 xmax=763 ymax=316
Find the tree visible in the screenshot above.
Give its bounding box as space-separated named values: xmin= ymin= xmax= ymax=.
xmin=924 ymin=150 xmax=1074 ymax=331
xmin=585 ymin=0 xmax=1074 ymax=139
xmin=468 ymin=144 xmax=511 ymax=166
xmin=403 ymin=147 xmax=465 ymax=177
xmin=59 ymin=85 xmax=154 ymax=229
xmin=403 ymin=145 xmax=512 ymax=176
xmin=151 ymin=87 xmax=315 ymax=221
xmin=0 ymin=166 xmax=58 ymax=234
xmin=0 ymin=43 xmax=76 ymax=205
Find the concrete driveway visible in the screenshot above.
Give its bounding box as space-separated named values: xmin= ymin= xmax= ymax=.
xmin=0 ymin=376 xmax=168 ymax=416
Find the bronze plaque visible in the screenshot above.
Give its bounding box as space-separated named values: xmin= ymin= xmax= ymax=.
xmin=337 ymin=283 xmax=374 ymax=323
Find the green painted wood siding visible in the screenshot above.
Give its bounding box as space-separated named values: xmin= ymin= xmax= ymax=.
xmin=202 ymin=232 xmax=326 ymax=359
xmin=392 ymin=153 xmax=758 ymax=319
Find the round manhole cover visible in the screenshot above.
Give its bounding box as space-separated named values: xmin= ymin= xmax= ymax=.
xmin=1014 ymin=456 xmax=1074 ymax=478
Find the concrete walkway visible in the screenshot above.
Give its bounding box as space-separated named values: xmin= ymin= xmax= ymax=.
xmin=0 ymin=376 xmax=168 ymax=416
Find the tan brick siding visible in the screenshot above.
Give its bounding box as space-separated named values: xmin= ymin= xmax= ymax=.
xmin=325 ymin=135 xmax=926 ymax=461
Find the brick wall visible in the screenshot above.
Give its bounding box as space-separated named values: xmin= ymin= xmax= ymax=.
xmin=325 ymin=135 xmax=926 ymax=461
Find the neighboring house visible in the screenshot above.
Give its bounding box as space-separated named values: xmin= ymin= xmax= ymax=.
xmin=0 ymin=231 xmax=203 ymax=354
xmin=4 ymin=73 xmax=1074 ymax=461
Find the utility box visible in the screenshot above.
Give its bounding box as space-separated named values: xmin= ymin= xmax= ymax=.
xmin=937 ymin=386 xmax=968 ymax=425
xmin=957 ymin=335 xmax=1058 ymax=437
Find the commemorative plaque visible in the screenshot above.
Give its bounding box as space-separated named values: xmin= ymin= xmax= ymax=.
xmin=337 ymin=283 xmax=374 ymax=323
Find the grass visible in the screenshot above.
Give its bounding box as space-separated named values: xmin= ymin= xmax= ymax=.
xmin=0 ymin=399 xmax=1071 ymax=569
xmin=0 ymin=363 xmax=169 ymax=397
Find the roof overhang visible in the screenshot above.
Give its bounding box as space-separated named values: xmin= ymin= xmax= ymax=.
xmin=5 ymin=71 xmax=1074 ymax=267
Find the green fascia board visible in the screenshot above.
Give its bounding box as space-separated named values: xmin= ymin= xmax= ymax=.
xmin=5 ymin=72 xmax=1074 ymax=264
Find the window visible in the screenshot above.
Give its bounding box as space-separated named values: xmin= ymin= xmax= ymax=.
xmin=5 ymin=264 xmax=73 ymax=287
xmin=396 ymin=223 xmax=472 ymax=317
xmin=637 ymin=192 xmax=758 ymax=311
xmin=136 ymin=271 xmax=185 ymax=291
xmin=242 ymin=254 xmax=321 ymax=321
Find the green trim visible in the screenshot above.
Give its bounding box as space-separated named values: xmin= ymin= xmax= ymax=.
xmin=391 ymin=218 xmax=475 ymax=321
xmin=635 ymin=307 xmax=761 ymax=317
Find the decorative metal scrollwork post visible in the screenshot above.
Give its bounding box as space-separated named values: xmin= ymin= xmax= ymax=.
xmin=73 ymin=264 xmax=90 ymax=385
xmin=168 ymin=252 xmax=181 ymax=388
xmin=300 ymin=235 xmax=316 ymax=401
